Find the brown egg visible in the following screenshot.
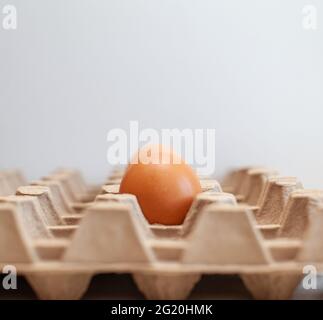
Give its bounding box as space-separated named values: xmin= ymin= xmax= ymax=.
xmin=119 ymin=145 xmax=202 ymax=225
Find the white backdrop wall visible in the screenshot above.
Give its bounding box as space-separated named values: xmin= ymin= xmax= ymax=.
xmin=0 ymin=0 xmax=322 ymax=187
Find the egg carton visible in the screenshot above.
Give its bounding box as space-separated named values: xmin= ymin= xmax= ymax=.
xmin=0 ymin=167 xmax=323 ymax=300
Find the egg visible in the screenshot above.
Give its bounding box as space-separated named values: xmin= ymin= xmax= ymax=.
xmin=119 ymin=145 xmax=202 ymax=225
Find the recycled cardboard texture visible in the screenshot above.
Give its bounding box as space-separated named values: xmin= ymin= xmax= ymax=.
xmin=0 ymin=167 xmax=323 ymax=300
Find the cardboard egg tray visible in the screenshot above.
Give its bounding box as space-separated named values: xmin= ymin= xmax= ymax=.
xmin=1 ymin=167 xmax=323 ymax=300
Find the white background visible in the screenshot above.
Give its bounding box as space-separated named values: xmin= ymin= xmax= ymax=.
xmin=0 ymin=0 xmax=322 ymax=187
